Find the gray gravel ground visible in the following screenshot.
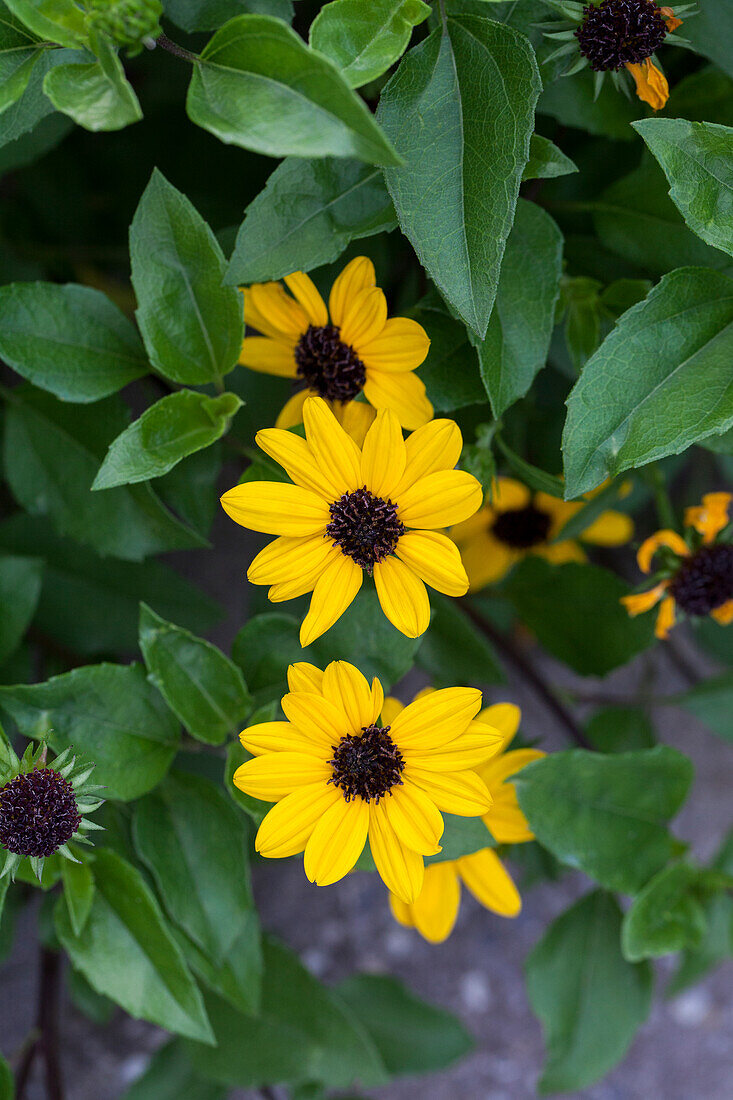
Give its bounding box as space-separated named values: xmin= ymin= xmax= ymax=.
xmin=2 ymin=513 xmax=732 ymax=1099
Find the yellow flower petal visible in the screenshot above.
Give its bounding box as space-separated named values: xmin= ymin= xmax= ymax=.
xmin=407 ymin=767 xmax=492 ymax=816
xmin=477 ymin=702 xmax=521 ymax=750
xmin=328 ymin=255 xmax=376 ymax=328
xmin=388 ymin=891 xmax=415 ymax=930
xmin=250 ymin=281 xmax=308 ymax=340
xmin=479 ymin=747 xmax=545 ymax=789
xmin=711 ymin=599 xmax=733 ymax=625
xmin=341 ymin=286 xmax=388 ymax=349
xmin=395 ymin=530 xmax=469 ymax=597
xmin=267 ymin=563 xmax=326 ymax=603
xmin=255 ymin=783 xmax=341 ymax=858
xmin=381 ymin=695 xmax=405 ymax=726
xmin=655 ymin=594 xmax=676 ymax=639
xmin=396 ymin=419 xmax=463 ymax=494
xmin=408 ymin=729 xmax=503 ymax=772
xmin=283 ymin=271 xmax=328 ymax=327
xmin=243 ymin=286 xmax=293 ymax=341
xmin=369 ymin=801 xmax=424 ymax=903
xmin=373 ymin=555 xmax=430 ymax=638
xmin=358 ymin=317 xmax=430 ymax=372
xmin=493 ymin=477 xmax=531 ymax=511
xmin=248 ymin=534 xmax=333 ymax=586
xmin=360 ymin=408 xmax=406 ymax=499
xmin=458 ymin=532 xmax=516 ymax=592
xmin=233 ymin=752 xmax=330 ymax=801
xmin=382 ymin=782 xmax=444 ymax=856
xmin=240 ymin=721 xmax=317 ymax=756
xmin=483 ymin=791 xmax=534 ymax=844
xmin=276 ymin=388 xmax=310 ymax=430
xmin=281 ymin=690 xmax=348 ymax=748
xmin=255 ymin=428 xmax=339 ymax=499
xmin=398 ymin=470 xmax=483 ymax=530
xmin=457 ymin=849 xmax=521 ymax=917
xmin=637 ymin=530 xmax=689 ymax=573
xmin=363 ymin=369 xmax=433 ymax=430
xmin=239 ymin=336 xmax=297 ymax=376
xmin=369 ymin=677 xmax=385 ymax=726
xmin=304 ymin=796 xmax=369 ymax=886
xmin=287 ymin=662 xmax=324 ymax=694
xmin=621 ymin=581 xmax=669 ymax=616
xmin=685 ymin=492 xmax=732 ymax=543
xmin=404 ymin=861 xmax=461 ymax=943
xmin=338 ymin=399 xmax=376 ymax=447
xmin=302 ymin=396 xmax=362 ymax=494
xmin=300 ymin=552 xmax=363 ymax=646
xmin=321 ymin=660 xmax=378 ymax=731
xmin=581 ymin=510 xmax=634 ymax=547
xmin=391 ymin=686 xmax=482 ymax=749
xmin=220 ymin=482 xmax=330 ymax=536
xmin=538 ymin=540 xmax=587 ymax=565
xmin=626 ymin=58 xmax=669 ymax=111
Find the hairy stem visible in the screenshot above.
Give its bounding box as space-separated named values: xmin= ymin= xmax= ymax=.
xmin=155 ymin=33 xmax=199 ymax=62
xmin=15 ymin=947 xmax=64 ymax=1100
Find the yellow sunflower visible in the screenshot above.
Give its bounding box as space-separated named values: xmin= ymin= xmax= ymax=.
xmin=450 ymin=477 xmax=633 ymax=592
xmin=232 ymin=660 xmax=504 ymax=903
xmin=387 ymin=699 xmax=544 ymax=943
xmin=622 ymin=492 xmax=733 ymax=639
xmin=238 ymin=256 xmax=433 ymax=432
xmin=220 ymin=397 xmax=483 ymax=644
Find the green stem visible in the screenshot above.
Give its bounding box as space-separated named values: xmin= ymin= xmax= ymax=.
xmin=155 ymin=33 xmax=199 ymax=63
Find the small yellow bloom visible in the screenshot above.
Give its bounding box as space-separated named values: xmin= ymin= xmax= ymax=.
xmin=626 ymin=58 xmax=669 ymax=110
xmin=221 ymin=398 xmax=483 ymax=644
xmin=239 ymin=256 xmax=433 ymax=431
xmin=622 ymin=492 xmax=733 ymax=638
xmin=233 ymin=661 xmax=505 ymax=903
xmin=386 ymin=698 xmax=544 ymax=942
xmin=451 ymin=477 xmax=633 ymax=592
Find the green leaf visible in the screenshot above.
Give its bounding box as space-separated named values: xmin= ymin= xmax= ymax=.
xmin=584 ymin=707 xmax=656 ymax=753
xmin=526 ymin=890 xmax=653 ymax=1094
xmin=633 ymin=118 xmax=733 ymax=261
xmin=0 ymin=513 xmax=221 ymax=656
xmin=55 ymin=848 xmax=214 ymax=1043
xmin=163 ymin=0 xmax=293 ymax=34
xmin=378 ymin=14 xmax=541 ymax=338
xmin=177 ymin=911 xmax=262 ymax=1017
xmin=93 ymin=391 xmax=241 ymax=490
xmin=133 ymin=772 xmax=255 ymax=965
xmin=226 ymin=156 xmax=395 ymax=285
xmin=0 ymin=282 xmax=148 ymax=401
xmin=669 ymin=830 xmax=733 ymax=995
xmin=67 ymin=966 xmax=115 ymax=1024
xmin=186 ymin=938 xmax=388 ymax=1089
xmin=415 ymin=593 xmax=504 ymax=687
xmin=187 ymin=15 xmax=401 ymax=165
xmin=539 ymin=65 xmax=641 ymax=140
xmin=479 ymin=199 xmax=563 ymax=416
xmin=0 ymin=1051 xmax=13 ymax=1100
xmin=62 ymin=856 xmax=95 ymax=937
xmin=621 ymin=863 xmax=708 ymax=962
xmin=122 ymin=1040 xmax=227 ymax=1100
xmin=667 ymin=67 xmax=733 ymax=128
xmin=43 ymin=41 xmax=142 ymax=132
xmin=515 ymin=747 xmax=693 ymax=894
xmin=130 ymin=169 xmax=243 ymax=386
xmin=309 ymin=0 xmax=430 ymax=88
xmin=0 ymin=10 xmax=41 ymax=117
xmin=674 ymin=672 xmax=733 ymax=742
xmin=0 ymin=554 xmax=43 ymax=663
xmin=139 ymin=604 xmax=251 ymax=744
xmin=0 ymin=47 xmax=84 ymax=150
xmin=356 ymin=811 xmax=494 ymax=871
xmin=522 ymin=133 xmax=577 ymax=181
xmin=155 ymin=443 xmax=224 ymax=539
xmin=4 ymin=0 xmax=86 ymax=48
xmin=408 ymin=291 xmax=484 ymax=412
xmin=0 ymin=663 xmax=181 ymax=800
xmin=336 ymin=973 xmax=473 ymax=1076
xmin=683 ymin=1 xmax=733 ymax=80
xmin=563 ymin=268 xmax=733 ymax=498
xmin=3 ymin=388 xmax=206 ymax=560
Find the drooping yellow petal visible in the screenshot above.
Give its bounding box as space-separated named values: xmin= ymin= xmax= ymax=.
xmin=396 ymin=419 xmax=463 ymax=495
xmin=359 ymin=317 xmax=430 ymax=372
xmin=458 ymin=531 xmax=516 ymax=592
xmin=221 ymin=482 xmax=330 ymax=536
xmin=382 ymin=782 xmax=444 ymax=856
xmin=685 ymin=492 xmax=732 ymax=544
xmin=397 ymin=470 xmax=483 ymax=530
xmin=621 ymin=581 xmax=669 ymax=616
xmin=407 ymin=729 xmax=503 ymax=772
xmin=637 ymin=530 xmax=689 ymax=573
xmin=391 ymin=686 xmax=482 ymax=750
xmin=328 ymin=256 xmax=376 ymax=328
xmin=660 ymin=6 xmax=682 ymax=32
xmin=401 ymin=861 xmax=461 ymax=943
xmin=302 ymin=396 xmax=362 ymax=494
xmin=321 ymin=660 xmax=378 ymax=732
xmin=255 ymin=783 xmax=341 ymax=858
xmin=359 ymin=408 xmax=406 ymax=499
xmin=477 ymin=703 xmax=521 ymax=750
xmin=457 ymin=849 xmax=521 ymax=917
xmin=363 ymin=369 xmax=433 ymax=431
xmin=484 ymin=791 xmax=535 ymax=844
xmin=275 ymin=388 xmax=310 ymax=430
xmin=373 ymin=555 xmax=431 ymax=638
xmin=287 ymin=662 xmax=324 ymax=694
xmin=711 ymin=599 xmax=733 ymax=625
xmin=281 ymin=690 xmax=349 ymax=748
xmin=389 ymin=891 xmax=415 ymax=930
xmin=581 ymin=510 xmax=634 ymax=547
xmin=304 ymin=796 xmax=369 ymax=886
xmin=233 ymin=752 xmax=330 ymax=801
xmin=250 ymin=282 xmax=309 ymax=341
xmin=340 ymin=286 xmax=388 ymax=349
xmin=283 ymin=271 xmax=328 ymax=327
xmin=248 ymin=534 xmax=333 ymax=586
xmin=395 ymin=530 xmax=469 ymax=597
xmin=300 ymin=552 xmax=363 ymax=645
xmin=407 ymin=767 xmax=492 ymax=816
xmin=368 ymin=801 xmax=424 ymax=903
xmin=655 ymin=595 xmax=676 ymax=639
xmin=255 ymin=428 xmax=340 ymax=499
xmin=239 ymin=336 xmax=298 ymax=376
xmin=240 ymin=721 xmax=317 ymax=756
xmin=626 ymin=59 xmax=669 ymax=111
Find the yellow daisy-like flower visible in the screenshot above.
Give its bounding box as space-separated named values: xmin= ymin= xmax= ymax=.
xmin=232 ymin=660 xmax=505 ymax=903
xmin=622 ymin=492 xmax=733 ymax=639
xmin=387 ymin=699 xmax=544 ymax=942
xmin=239 ymin=256 xmax=433 ymax=432
xmin=451 ymin=477 xmax=634 ymax=592
xmin=220 ymin=397 xmax=483 ymax=644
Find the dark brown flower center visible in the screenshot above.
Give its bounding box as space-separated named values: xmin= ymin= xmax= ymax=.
xmin=575 ymin=0 xmax=667 ymax=71
xmin=295 ymin=323 xmax=366 ymax=403
xmin=670 ymin=543 xmax=733 ymax=617
xmin=0 ymin=768 xmax=81 ymax=858
xmin=492 ymin=504 xmax=552 ymax=550
xmin=328 ymin=724 xmax=404 ymax=803
xmin=327 ymin=487 xmax=404 ymax=573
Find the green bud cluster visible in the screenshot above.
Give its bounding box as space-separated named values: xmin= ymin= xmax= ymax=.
xmin=85 ymin=0 xmax=163 ymax=53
